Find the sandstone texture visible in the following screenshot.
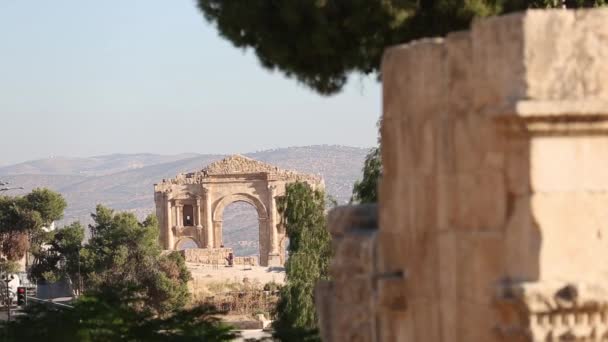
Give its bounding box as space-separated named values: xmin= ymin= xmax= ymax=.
xmin=318 ymin=9 xmax=608 ymax=342
xmin=179 ymin=248 xmax=258 ymax=266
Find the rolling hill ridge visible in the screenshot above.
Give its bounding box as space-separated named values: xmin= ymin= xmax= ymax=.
xmin=0 ymin=145 xmax=370 ymax=256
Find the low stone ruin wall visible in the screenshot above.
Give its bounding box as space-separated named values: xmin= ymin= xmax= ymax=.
xmin=178 ymin=248 xmax=258 ymax=266
xmin=316 ymin=204 xmax=378 ymax=342
xmin=179 ymin=248 xmax=231 ymax=264
xmin=233 ymin=256 xmax=258 ymax=266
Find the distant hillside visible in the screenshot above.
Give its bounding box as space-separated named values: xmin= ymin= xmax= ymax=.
xmin=0 ymin=153 xmax=201 ymax=176
xmin=0 ymin=145 xmax=370 ymax=256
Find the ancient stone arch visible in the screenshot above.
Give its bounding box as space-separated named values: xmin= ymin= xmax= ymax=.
xmin=154 ymin=155 xmax=323 ymax=266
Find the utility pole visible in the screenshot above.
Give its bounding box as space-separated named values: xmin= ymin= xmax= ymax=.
xmin=2 ymin=274 xmax=14 ymax=322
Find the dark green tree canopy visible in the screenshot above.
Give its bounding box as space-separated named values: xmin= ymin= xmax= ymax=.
xmin=196 ymin=0 xmax=591 ymax=95
xmin=274 ymin=182 xmax=331 ymax=340
xmin=351 ymin=146 xmax=382 ymax=204
xmin=1 ymin=289 xmax=237 ymax=342
xmin=23 ymin=188 xmax=67 ymax=224
xmin=32 ymin=205 xmax=191 ymax=314
xmin=30 ymin=222 xmax=84 ymax=293
xmin=81 ymin=205 xmax=191 ymax=315
xmin=0 ymin=188 xmax=66 ymax=262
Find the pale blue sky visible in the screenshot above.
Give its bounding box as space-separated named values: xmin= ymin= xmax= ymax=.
xmin=0 ymin=1 xmax=380 ymax=166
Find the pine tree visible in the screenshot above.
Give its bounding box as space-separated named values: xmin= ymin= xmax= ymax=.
xmin=196 ymin=0 xmax=593 ymax=95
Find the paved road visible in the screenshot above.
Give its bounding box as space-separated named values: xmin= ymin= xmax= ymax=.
xmin=0 ymin=307 xmax=24 ymax=322
xmin=0 ymin=297 xmax=73 ymax=322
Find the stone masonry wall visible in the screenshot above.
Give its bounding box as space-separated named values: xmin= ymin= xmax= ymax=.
xmin=316 ymin=204 xmax=378 ymax=342
xmin=179 ymin=248 xmax=259 ymax=266
xmin=318 ymin=8 xmax=608 ymax=342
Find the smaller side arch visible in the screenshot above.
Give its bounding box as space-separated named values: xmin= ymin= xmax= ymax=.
xmin=174 ymin=237 xmax=201 ymax=250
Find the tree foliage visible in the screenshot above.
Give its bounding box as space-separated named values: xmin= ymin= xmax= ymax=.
xmin=0 ymin=287 xmax=237 ymax=342
xmin=0 ymin=188 xmax=66 ymax=263
xmin=351 ymin=146 xmax=382 ymax=204
xmin=32 ymin=205 xmax=191 ymax=315
xmin=5 ymin=204 xmax=233 ymax=341
xmin=0 ymin=260 xmax=20 ymax=274
xmin=274 ymin=182 xmax=331 ymax=341
xmin=80 ymin=205 xmax=191 ymax=315
xmin=22 ymin=188 xmax=67 ymax=225
xmin=197 ymin=0 xmax=605 ymax=95
xmin=30 ymin=222 xmax=85 ymax=293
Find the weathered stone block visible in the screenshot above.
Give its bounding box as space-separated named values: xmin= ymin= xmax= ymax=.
xmin=471 ymin=13 xmax=527 ymax=113
xmin=502 ymin=194 xmax=541 ymax=281
xmin=377 ymin=275 xmax=408 ymax=312
xmin=523 ymin=10 xmax=608 ymax=102
xmin=408 ymin=299 xmax=442 ymax=342
xmin=327 ymin=204 xmax=378 ymax=237
xmin=531 ymin=192 xmax=608 ymax=282
xmin=459 ymin=299 xmax=502 ymax=342
xmin=446 ymin=31 xmax=474 ymax=116
xmin=319 ymin=9 xmax=608 ymax=342
xmin=382 ymin=39 xmax=446 ymax=121
xmin=505 ymin=136 xmax=531 ymax=196
xmin=449 ymin=170 xmax=506 ymax=231
xmin=452 ymin=115 xmax=485 ymax=172
xmin=530 ymin=136 xmax=608 ymax=192
xmin=378 ymin=311 xmax=413 ymax=342
xmin=331 ymin=230 xmax=376 ymax=277
xmin=409 ymin=174 xmax=437 ymax=233
xmin=376 ymin=230 xmax=407 ymax=271
xmin=437 ymin=232 xmax=458 ymax=301
xmin=456 ymin=233 xmax=506 ymax=304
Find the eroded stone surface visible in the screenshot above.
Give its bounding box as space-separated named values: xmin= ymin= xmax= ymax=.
xmin=315 ymin=204 xmax=378 ymax=342
xmin=317 ymin=8 xmax=608 ymax=342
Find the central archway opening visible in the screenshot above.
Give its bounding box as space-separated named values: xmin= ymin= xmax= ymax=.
xmin=221 ymin=201 xmax=260 ymax=259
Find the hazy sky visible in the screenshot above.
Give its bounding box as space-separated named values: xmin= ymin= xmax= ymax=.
xmin=0 ymin=1 xmax=381 ymax=166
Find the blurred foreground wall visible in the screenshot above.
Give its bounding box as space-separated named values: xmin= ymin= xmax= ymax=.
xmin=317 ymin=9 xmax=608 ymax=342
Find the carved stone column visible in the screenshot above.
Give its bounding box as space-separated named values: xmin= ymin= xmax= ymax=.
xmin=165 ymin=195 xmax=173 ymax=250
xmin=203 ymin=186 xmax=213 ymax=248
xmin=258 ymin=217 xmax=270 ymax=267
xmin=195 ymin=196 xmax=203 ymax=229
xmin=267 ymin=184 xmax=280 ymax=266
xmin=213 ymin=220 xmax=222 ymax=248
xmin=176 ymin=203 xmax=183 ymax=228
